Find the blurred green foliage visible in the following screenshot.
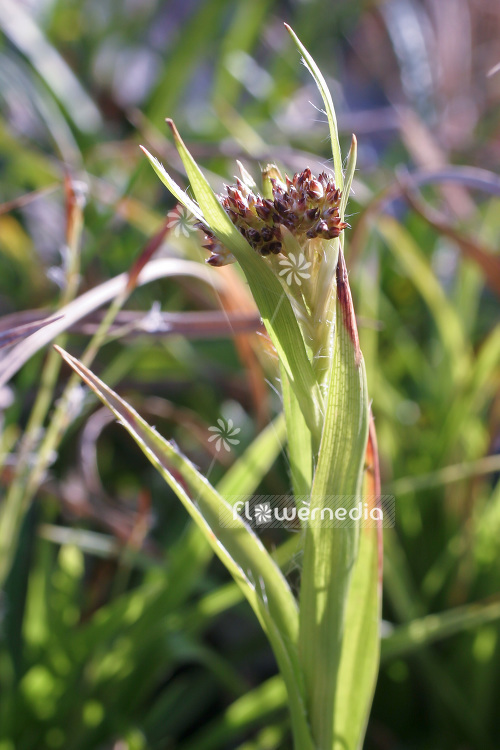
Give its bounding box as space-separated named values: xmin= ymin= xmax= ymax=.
xmin=0 ymin=0 xmax=499 ymax=748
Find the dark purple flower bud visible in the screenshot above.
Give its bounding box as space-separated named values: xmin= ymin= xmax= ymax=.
xmin=274 ymin=198 xmax=288 ymax=215
xmin=268 ymin=242 xmax=282 ymax=254
xmin=246 ymin=229 xmax=261 ymax=244
xmin=255 ymin=203 xmax=271 ymax=221
xmin=206 ymin=163 xmax=346 ymax=264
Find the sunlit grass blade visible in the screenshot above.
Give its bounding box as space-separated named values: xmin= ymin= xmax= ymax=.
xmin=139 ymin=147 xmax=206 ymax=223
xmin=0 ymin=0 xmax=101 ymax=134
xmin=299 ymin=249 xmax=370 ymax=749
xmin=54 ymin=346 xmax=315 ymax=749
xmin=165 ymin=413 xmax=288 ymax=611
xmin=280 ymin=367 xmax=312 ymax=496
xmin=339 ymin=135 xmax=357 ymax=224
xmin=332 ymin=416 xmax=382 ymax=749
xmin=38 ymin=524 xmax=157 ymax=568
xmin=212 ymin=0 xmax=272 ymax=108
xmin=52 ymin=348 xmax=296 ymax=631
xmin=217 ymin=413 xmax=286 ymax=498
xmin=146 ymin=0 xmax=227 ymax=123
xmin=438 ymin=323 xmax=500 ymax=460
xmin=182 ymin=537 xmax=305 ymax=637
xmin=383 ymin=532 xmax=493 ymax=746
xmin=285 ymin=23 xmax=343 ymax=191
xmin=234 ymin=724 xmax=287 ymax=750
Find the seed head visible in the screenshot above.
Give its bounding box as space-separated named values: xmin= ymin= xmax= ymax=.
xmin=199 ymin=166 xmax=347 ymax=265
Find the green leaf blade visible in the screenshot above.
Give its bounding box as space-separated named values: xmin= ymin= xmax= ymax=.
xmin=333 ymin=418 xmax=382 ymax=750
xmin=285 ymin=23 xmax=343 ymax=192
xmin=54 ymin=346 xmax=315 ymax=750
xmin=299 ymin=249 xmax=370 ymax=750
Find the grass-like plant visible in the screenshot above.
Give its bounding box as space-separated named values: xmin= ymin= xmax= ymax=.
xmin=55 ymin=25 xmax=381 ymax=750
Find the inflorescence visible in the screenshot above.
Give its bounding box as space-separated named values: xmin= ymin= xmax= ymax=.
xmin=199 ymin=167 xmax=347 ymax=266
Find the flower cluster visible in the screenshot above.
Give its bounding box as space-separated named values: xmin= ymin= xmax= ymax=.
xmin=199 ymin=167 xmax=347 ymax=266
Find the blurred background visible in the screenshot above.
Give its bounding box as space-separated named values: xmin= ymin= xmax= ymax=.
xmin=0 ymin=0 xmax=500 ymax=748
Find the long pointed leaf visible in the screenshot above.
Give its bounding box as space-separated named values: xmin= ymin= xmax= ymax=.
xmin=54 ymin=346 xmax=315 ymax=749
xmin=299 ymin=249 xmax=370 ymax=749
xmin=217 ymin=413 xmax=287 ymax=498
xmin=339 ymin=135 xmax=357 ymax=224
xmin=164 ymin=412 xmax=288 ymax=611
xmin=333 ymin=414 xmax=382 ymax=749
xmin=285 ymin=24 xmax=343 ymax=192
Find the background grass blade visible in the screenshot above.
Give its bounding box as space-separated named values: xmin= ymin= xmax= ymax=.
xmin=0 ymin=258 xmax=220 ymax=388
xmin=382 ymin=599 xmax=500 ymax=663
xmin=180 ymin=675 xmax=286 ymax=750
xmin=376 ymin=216 xmax=470 ymax=385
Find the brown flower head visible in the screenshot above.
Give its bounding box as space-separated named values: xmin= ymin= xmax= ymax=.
xmin=199 ymin=167 xmax=347 ymax=266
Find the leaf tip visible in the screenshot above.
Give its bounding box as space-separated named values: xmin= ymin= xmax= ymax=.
xmin=53 ymin=344 xmax=74 ymax=368
xmin=139 ymin=145 xmax=154 ymax=162
xmin=165 ymin=118 xmax=180 ymax=141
